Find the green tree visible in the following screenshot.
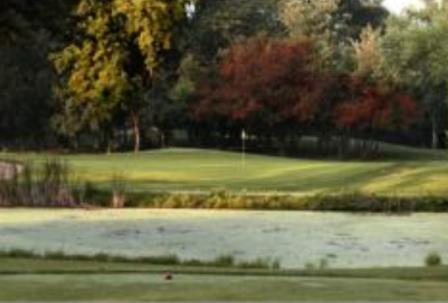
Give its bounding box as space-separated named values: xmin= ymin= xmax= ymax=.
xmin=0 ymin=0 xmax=75 ymax=45
xmin=53 ymin=0 xmax=191 ymax=152
xmin=184 ymin=0 xmax=284 ymax=63
xmin=280 ymin=0 xmax=388 ymax=72
xmin=381 ymin=1 xmax=448 ymax=148
xmin=0 ymin=0 xmax=75 ymax=149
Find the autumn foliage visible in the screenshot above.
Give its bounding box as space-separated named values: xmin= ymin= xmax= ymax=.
xmin=335 ymin=77 xmax=417 ymax=131
xmin=194 ymin=37 xmax=418 ymax=156
xmin=195 ymin=37 xmax=326 ymax=124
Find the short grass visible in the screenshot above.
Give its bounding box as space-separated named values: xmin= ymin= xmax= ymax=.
xmin=3 ymin=274 xmax=448 ymax=301
xmin=1 ymin=258 xmax=448 ymax=301
xmin=2 ymin=258 xmax=448 ymax=281
xmin=2 ymin=144 xmax=448 ymax=195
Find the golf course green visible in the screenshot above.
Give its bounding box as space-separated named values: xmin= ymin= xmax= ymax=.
xmin=2 ymin=144 xmax=448 ymax=195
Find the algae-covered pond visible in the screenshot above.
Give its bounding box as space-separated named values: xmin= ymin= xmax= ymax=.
xmin=0 ymin=209 xmax=447 ymax=268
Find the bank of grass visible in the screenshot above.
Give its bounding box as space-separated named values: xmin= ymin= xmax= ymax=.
xmin=125 ymin=190 xmax=448 ymax=212
xmin=0 ymin=249 xmax=280 ymax=270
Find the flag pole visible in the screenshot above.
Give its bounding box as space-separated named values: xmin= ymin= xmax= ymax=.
xmin=241 ymin=129 xmax=246 ymax=169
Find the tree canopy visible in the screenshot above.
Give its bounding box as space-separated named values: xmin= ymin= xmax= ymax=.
xmin=1 ymin=0 xmax=447 ymax=156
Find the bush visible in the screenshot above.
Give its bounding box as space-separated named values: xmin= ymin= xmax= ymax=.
xmin=214 ymin=254 xmax=235 ymax=267
xmin=425 ymin=252 xmax=442 ymax=267
xmin=136 ymin=190 xmax=448 ymax=213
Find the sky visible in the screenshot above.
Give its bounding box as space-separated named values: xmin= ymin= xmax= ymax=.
xmin=383 ymin=0 xmax=424 ymax=14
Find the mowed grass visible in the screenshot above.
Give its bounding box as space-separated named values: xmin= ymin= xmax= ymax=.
xmin=2 ymin=144 xmax=448 ymax=195
xmin=3 ymin=274 xmax=448 ymax=301
xmin=1 ymin=258 xmax=448 ymax=301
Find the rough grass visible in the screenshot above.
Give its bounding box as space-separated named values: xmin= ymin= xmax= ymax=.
xmin=2 ymin=145 xmax=448 ymax=196
xmin=0 ymin=249 xmax=280 ymax=270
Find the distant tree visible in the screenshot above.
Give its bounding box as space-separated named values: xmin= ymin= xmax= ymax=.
xmin=331 ymin=23 xmax=418 ymax=155
xmin=53 ymin=0 xmax=191 ymax=152
xmin=195 ymin=37 xmax=325 ymax=146
xmin=0 ymin=43 xmax=54 ymax=148
xmin=381 ymin=1 xmax=448 ymax=148
xmin=0 ymin=0 xmax=75 ymax=45
xmin=351 ymin=25 xmax=384 ymax=79
xmin=334 ymin=78 xmax=417 ymax=156
xmin=336 ymin=78 xmax=417 ymax=132
xmin=280 ymin=0 xmax=388 ymax=72
xmin=185 ymin=0 xmax=284 ymax=63
xmin=0 ymin=0 xmax=75 ymax=149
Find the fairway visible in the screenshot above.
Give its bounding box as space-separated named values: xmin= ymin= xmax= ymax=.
xmin=2 ymin=258 xmax=448 ymax=301
xmin=1 ymin=273 xmax=448 ymax=301
xmin=3 ymin=146 xmax=448 ymax=195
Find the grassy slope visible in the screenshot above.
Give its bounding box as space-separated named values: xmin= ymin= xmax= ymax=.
xmin=1 ymin=258 xmax=448 ymax=301
xmin=2 ymin=144 xmax=448 ymax=195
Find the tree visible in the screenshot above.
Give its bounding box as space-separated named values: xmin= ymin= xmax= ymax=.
xmin=331 ymin=23 xmax=418 ymax=156
xmin=335 ymin=78 xmax=417 ymax=133
xmin=53 ymin=0 xmax=191 ymax=152
xmin=0 ymin=0 xmax=75 ymax=45
xmin=351 ymin=25 xmax=383 ymax=79
xmin=381 ymin=1 xmax=448 ymax=148
xmin=194 ymin=37 xmax=326 ymax=148
xmin=0 ymin=43 xmax=54 ymax=148
xmin=184 ymin=0 xmax=284 ymax=63
xmin=0 ymin=0 xmax=76 ymax=149
xmin=280 ymin=0 xmax=388 ymax=72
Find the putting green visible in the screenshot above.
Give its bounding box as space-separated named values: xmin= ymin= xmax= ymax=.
xmin=2 ymin=145 xmax=448 ymax=195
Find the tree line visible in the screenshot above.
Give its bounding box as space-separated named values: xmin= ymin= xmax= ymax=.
xmin=1 ymin=0 xmax=447 ymax=156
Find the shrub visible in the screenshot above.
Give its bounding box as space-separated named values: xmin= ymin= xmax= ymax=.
xmin=0 ymin=248 xmax=35 ymax=258
xmin=214 ymin=254 xmax=235 ymax=267
xmin=305 ymin=262 xmax=316 ymax=271
xmin=425 ymin=251 xmax=442 ymax=267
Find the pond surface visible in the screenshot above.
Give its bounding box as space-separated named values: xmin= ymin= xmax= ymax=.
xmin=0 ymin=209 xmax=447 ymax=268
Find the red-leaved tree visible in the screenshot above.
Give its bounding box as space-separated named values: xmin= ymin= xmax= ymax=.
xmin=194 ymin=37 xmax=326 ymax=133
xmin=335 ymin=77 xmax=417 ymax=131
xmin=192 ymin=37 xmax=418 ymax=156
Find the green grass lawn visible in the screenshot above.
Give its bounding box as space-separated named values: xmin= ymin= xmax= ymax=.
xmin=1 ymin=258 xmax=448 ymax=301
xmin=3 ymin=273 xmax=448 ymax=301
xmin=2 ymin=145 xmax=448 ymax=195
xmin=2 ymin=144 xmax=448 ymax=196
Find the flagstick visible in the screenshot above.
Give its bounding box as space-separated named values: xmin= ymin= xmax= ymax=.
xmin=241 ymin=129 xmax=246 ymax=169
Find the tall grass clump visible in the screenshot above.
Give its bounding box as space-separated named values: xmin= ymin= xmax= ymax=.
xmin=0 ymin=249 xmax=278 ymax=269
xmin=425 ymin=251 xmax=442 ymax=267
xmin=110 ymin=173 xmax=127 ymax=208
xmin=0 ymin=159 xmax=77 ymax=207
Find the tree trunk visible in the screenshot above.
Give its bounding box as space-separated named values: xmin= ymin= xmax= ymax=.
xmin=131 ymin=111 xmax=141 ymax=153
